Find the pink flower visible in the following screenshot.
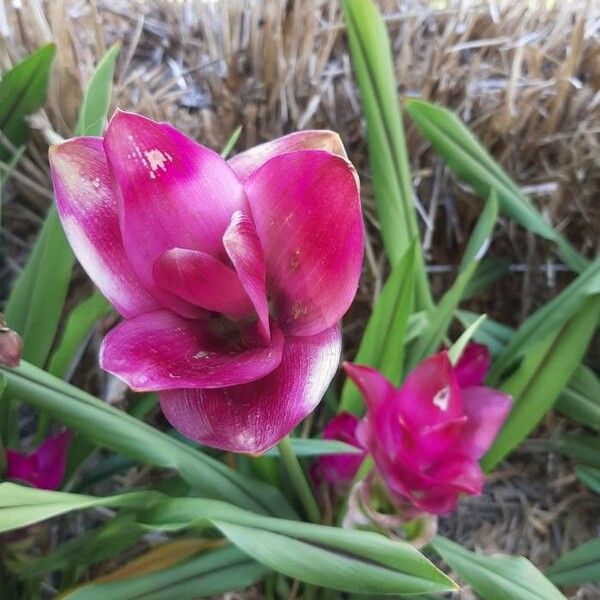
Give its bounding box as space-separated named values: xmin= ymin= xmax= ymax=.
xmin=311 ymin=412 xmax=366 ymax=490
xmin=49 ymin=112 xmax=364 ymax=454
xmin=344 ymin=344 xmax=511 ymax=516
xmin=5 ymin=431 xmax=72 ymax=490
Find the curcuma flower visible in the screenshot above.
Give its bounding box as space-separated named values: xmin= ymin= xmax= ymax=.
xmin=4 ymin=431 xmax=72 ymax=490
xmin=49 ymin=112 xmax=363 ymax=454
xmin=344 ymin=344 xmax=511 ymax=516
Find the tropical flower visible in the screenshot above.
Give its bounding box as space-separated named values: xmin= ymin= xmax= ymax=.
xmin=49 ymin=112 xmax=364 ymax=454
xmin=311 ymin=412 xmax=366 ymax=492
xmin=4 ymin=431 xmax=72 ymax=490
xmin=344 ymin=344 xmax=511 ymax=516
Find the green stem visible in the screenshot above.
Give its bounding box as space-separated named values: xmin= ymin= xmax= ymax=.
xmin=277 ymin=436 xmax=320 ymax=523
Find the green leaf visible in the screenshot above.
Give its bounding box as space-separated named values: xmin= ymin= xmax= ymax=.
xmin=339 ymin=243 xmax=416 ymax=415
xmin=0 ymin=484 xmax=456 ymax=596
xmin=220 ymin=125 xmax=242 ymax=159
xmin=74 ymin=43 xmax=120 ymax=136
xmin=5 ymin=43 xmax=121 ymax=367
xmin=459 ymin=190 xmax=498 ymax=271
xmin=264 ymin=438 xmax=362 ymax=458
xmin=555 ymin=365 xmax=600 ymax=432
xmin=63 ymin=546 xmax=267 ymax=600
xmin=482 ymin=296 xmax=600 ymax=471
xmin=1 ymin=361 xmax=295 ymax=517
xmin=546 ymin=537 xmax=600 ymax=586
xmin=0 ymin=44 xmax=56 ymax=160
xmin=461 ymin=257 xmax=510 ymax=301
xmin=16 ymin=515 xmax=144 ymax=582
xmin=456 ymin=310 xmax=513 ymax=357
xmin=342 ymin=0 xmax=431 ymax=310
xmin=447 ymin=314 xmax=487 ymax=365
xmin=552 ymin=434 xmax=600 ymax=468
xmin=404 ymin=261 xmax=477 ymax=373
xmin=405 ymin=98 xmax=586 ymax=273
xmin=431 ymin=536 xmax=566 ymax=600
xmin=575 ymin=465 xmax=600 ymax=494
xmin=487 ymin=257 xmax=600 ymax=384
xmin=47 ymin=292 xmax=111 ymax=379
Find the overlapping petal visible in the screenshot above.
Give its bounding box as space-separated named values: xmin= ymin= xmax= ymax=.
xmin=459 ymin=386 xmax=512 ymax=459
xmin=49 ymin=138 xmax=158 ymax=317
xmin=159 ymin=325 xmax=341 ymax=454
xmin=245 ymin=150 xmax=363 ymax=336
xmin=227 ymin=130 xmax=347 ymax=181
xmin=223 ymin=210 xmax=270 ymax=340
xmin=103 ymin=111 xmax=248 ymax=303
xmin=454 ymin=343 xmax=490 ymax=387
xmin=153 ymin=248 xmax=252 ymax=319
xmin=100 ymin=310 xmax=284 ymax=391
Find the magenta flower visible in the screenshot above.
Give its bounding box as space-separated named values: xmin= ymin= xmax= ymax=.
xmin=49 ymin=112 xmax=363 ymax=454
xmin=344 ymin=344 xmax=511 ymax=516
xmin=5 ymin=431 xmax=72 ymax=490
xmin=311 ymin=412 xmax=366 ymax=490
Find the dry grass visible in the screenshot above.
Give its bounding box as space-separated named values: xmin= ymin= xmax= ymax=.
xmin=1 ymin=0 xmax=599 ymax=598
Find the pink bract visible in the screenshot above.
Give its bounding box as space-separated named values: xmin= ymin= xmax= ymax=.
xmin=5 ymin=431 xmax=72 ymax=491
xmin=311 ymin=412 xmax=366 ymax=490
xmin=344 ymin=344 xmax=511 ymax=516
xmin=49 ymin=112 xmax=364 ymax=454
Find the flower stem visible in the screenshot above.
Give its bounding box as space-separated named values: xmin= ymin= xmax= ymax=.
xmin=278 ymin=436 xmax=320 ymax=523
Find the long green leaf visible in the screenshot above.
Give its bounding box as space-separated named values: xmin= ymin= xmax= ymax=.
xmin=575 ymin=465 xmax=600 ymax=494
xmin=545 ymin=538 xmax=600 ymax=586
xmin=47 ymin=292 xmax=111 ymax=379
xmin=342 ymin=0 xmax=432 ymax=310
xmin=482 ymin=295 xmax=600 ymax=471
xmin=64 ymin=546 xmax=267 ymax=600
xmin=431 ymin=536 xmax=566 ymax=600
xmin=405 ymin=99 xmax=586 ymax=273
xmin=459 ymin=311 xmax=600 ymax=432
xmin=0 ymin=361 xmax=295 ymax=517
xmin=74 ymin=43 xmax=120 ymax=137
xmin=5 ymin=44 xmax=121 ymax=367
xmin=552 ymin=434 xmax=600 ymax=467
xmin=487 ymin=257 xmax=600 ymax=384
xmin=339 ymin=243 xmax=416 ymax=415
xmin=0 ymin=44 xmax=55 ymax=160
xmin=0 ymin=484 xmax=456 ymax=596
xmin=264 ymin=438 xmax=362 ymax=458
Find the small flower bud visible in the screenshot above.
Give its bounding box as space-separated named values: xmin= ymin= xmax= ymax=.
xmin=0 ymin=319 xmax=22 ymax=368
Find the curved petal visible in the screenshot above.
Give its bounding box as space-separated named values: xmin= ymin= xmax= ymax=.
xmin=159 ymin=325 xmax=342 ymax=454
xmin=153 ymin=248 xmax=252 ymax=319
xmin=49 ymin=138 xmax=159 ymax=317
xmin=103 ymin=111 xmax=248 ymax=304
xmin=223 ymin=210 xmax=269 ymax=340
xmin=245 ymin=150 xmax=363 ymax=336
xmin=454 ymin=343 xmax=491 ymax=388
xmin=459 ymin=386 xmax=512 ymax=459
xmin=343 ymin=362 xmax=395 ymax=413
xmin=396 ymin=352 xmax=463 ymax=431
xmin=100 ymin=310 xmax=283 ymax=391
xmin=228 ymin=130 xmax=348 ymax=181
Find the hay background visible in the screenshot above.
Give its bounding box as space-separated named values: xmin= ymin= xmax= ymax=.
xmin=1 ymin=0 xmax=599 ymax=598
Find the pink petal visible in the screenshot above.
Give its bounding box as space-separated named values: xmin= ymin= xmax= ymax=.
xmin=425 ymin=455 xmax=484 ymax=497
xmin=223 ymin=211 xmax=269 ymax=340
xmin=459 ymin=386 xmax=512 ymax=459
xmin=5 ymin=431 xmax=72 ymax=490
xmin=454 ymin=343 xmax=491 ymax=388
xmin=159 ymin=325 xmax=342 ymax=454
xmin=314 ymin=413 xmax=366 ymax=486
xmin=228 ymin=130 xmax=348 ymax=181
xmin=395 ymin=352 xmax=463 ymax=431
xmin=342 ymin=363 xmax=396 ymax=413
xmin=100 ymin=310 xmax=283 ymax=391
xmin=245 ymin=150 xmax=363 ymax=336
xmin=153 ymin=248 xmax=253 ymax=319
xmin=103 ymin=111 xmax=248 ymax=307
xmin=49 ymin=138 xmax=159 ymax=317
